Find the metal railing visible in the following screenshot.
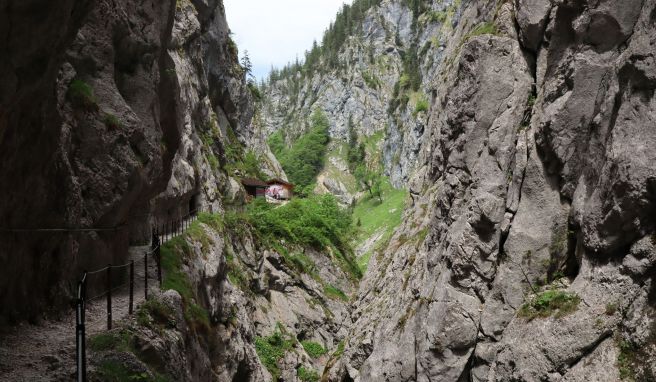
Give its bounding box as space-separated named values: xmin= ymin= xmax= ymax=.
xmin=75 ymin=208 xmax=200 ymax=382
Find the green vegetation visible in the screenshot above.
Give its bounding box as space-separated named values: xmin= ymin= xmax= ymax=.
xmin=96 ymin=359 xmax=171 ymax=382
xmin=605 ymin=302 xmax=618 ymax=316
xmin=67 ymin=79 xmax=97 ymax=111
xmin=517 ymin=289 xmax=581 ymax=320
xmin=136 ymin=299 xmax=176 ymax=331
xmin=413 ymin=93 xmax=429 ymax=116
xmin=160 ymin=229 xmax=213 ymax=341
xmin=464 ymin=21 xmax=498 ymax=41
xmin=268 ymin=0 xmax=384 ymax=79
xmin=297 ymin=366 xmax=320 ymax=382
xmin=346 ymin=116 xmax=366 ymax=174
xmin=269 ymin=110 xmax=331 ymax=194
xmin=103 ymin=113 xmax=121 ymax=129
xmin=362 ymin=71 xmax=382 ymax=89
xmin=89 ymin=330 xmax=132 ymax=353
xmin=352 ymin=177 xmax=407 ymax=271
xmin=247 ymin=195 xmax=361 ymax=280
xmin=324 ymin=284 xmax=349 ymax=301
xmin=254 ymin=324 xmax=297 ymax=380
xmin=617 ymin=339 xmax=637 ymax=381
xmin=301 ymin=340 xmax=327 ymax=358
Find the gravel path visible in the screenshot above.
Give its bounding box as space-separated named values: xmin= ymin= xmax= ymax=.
xmin=0 ymin=244 xmax=158 ymax=381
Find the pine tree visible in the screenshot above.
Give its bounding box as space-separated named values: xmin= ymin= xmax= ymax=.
xmin=241 ymin=50 xmax=255 ymax=84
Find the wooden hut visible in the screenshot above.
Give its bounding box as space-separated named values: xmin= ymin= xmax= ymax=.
xmin=240 ymin=177 xmax=268 ymax=199
xmin=266 ymin=179 xmax=294 ymax=200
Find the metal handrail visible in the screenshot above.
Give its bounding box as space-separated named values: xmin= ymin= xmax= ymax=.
xmin=74 ymin=206 xmax=202 ymax=381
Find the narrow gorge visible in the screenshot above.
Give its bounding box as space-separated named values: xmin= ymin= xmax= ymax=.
xmin=0 ymin=0 xmax=654 ymax=381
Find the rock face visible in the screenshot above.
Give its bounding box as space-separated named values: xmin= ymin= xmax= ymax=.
xmin=325 ymin=0 xmax=656 ymax=381
xmin=261 ymin=0 xmax=459 ymax=189
xmin=0 ymin=0 xmax=282 ymax=324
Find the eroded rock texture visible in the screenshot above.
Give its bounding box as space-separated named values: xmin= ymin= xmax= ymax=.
xmin=329 ymin=0 xmax=656 ymax=381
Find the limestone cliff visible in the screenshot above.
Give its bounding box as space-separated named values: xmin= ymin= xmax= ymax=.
xmin=323 ymin=0 xmax=656 ymax=381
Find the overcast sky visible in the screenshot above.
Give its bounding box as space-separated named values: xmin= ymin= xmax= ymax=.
xmin=224 ymin=0 xmax=353 ymax=81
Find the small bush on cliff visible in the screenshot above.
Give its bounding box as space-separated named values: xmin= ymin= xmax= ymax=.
xmin=297 ymin=366 xmax=320 ymax=382
xmin=324 ymin=284 xmax=349 ymax=301
xmin=301 ymin=340 xmax=327 ymax=358
xmin=518 ymin=289 xmax=581 ymax=320
xmin=102 ymin=113 xmax=121 ymax=129
xmin=89 ymin=330 xmax=132 ymax=352
xmin=96 ymin=358 xmax=172 ymax=382
xmin=67 ymin=79 xmax=98 ymax=111
xmin=254 ymin=323 xmax=296 ymax=380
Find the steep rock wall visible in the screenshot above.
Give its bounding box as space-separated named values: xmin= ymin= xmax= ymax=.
xmin=328 ymin=0 xmax=656 ymax=381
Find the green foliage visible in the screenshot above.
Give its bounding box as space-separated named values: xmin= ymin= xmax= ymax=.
xmin=89 ymin=331 xmax=132 ymax=352
xmin=297 ymin=366 xmax=320 ymax=382
xmin=464 ymin=22 xmax=498 ymax=41
xmin=413 ymin=96 xmax=429 ymax=116
xmin=354 ymin=165 xmax=383 ymax=201
xmin=427 ymin=10 xmax=448 ymax=23
xmin=267 ymin=130 xmax=286 ymax=158
xmin=247 ymin=195 xmax=361 ymax=280
xmin=68 ymin=79 xmax=97 ymax=111
xmin=352 ymin=177 xmax=407 ymax=271
xmin=254 ymin=324 xmax=296 ymax=380
xmin=324 ymin=284 xmax=349 ymax=301
xmin=606 ymin=302 xmax=618 ymax=316
xmin=267 ymin=0 xmax=384 ymax=80
xmin=518 ymin=290 xmax=581 ymax=320
xmin=362 ymin=71 xmax=382 ymax=89
xmin=333 ymin=340 xmax=346 ymax=358
xmin=137 ymin=299 xmax=176 ymax=330
xmin=96 ymin=359 xmax=172 ymax=382
xmin=160 ymin=233 xmax=213 ymax=339
xmin=103 ymin=113 xmax=122 ymax=129
xmin=248 ymin=82 xmax=262 ymax=100
xmin=272 ymin=110 xmax=330 ymax=191
xmin=301 ymin=341 xmax=327 ymax=358
xmin=617 ymin=339 xmax=637 ymax=381
xmin=346 ymin=116 xmax=366 ymax=174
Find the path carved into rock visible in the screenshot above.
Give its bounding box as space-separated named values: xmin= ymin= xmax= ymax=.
xmin=0 ymin=244 xmax=157 ymax=381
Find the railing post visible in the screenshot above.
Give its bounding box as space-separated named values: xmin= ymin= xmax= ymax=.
xmin=76 ymin=274 xmax=87 ymax=382
xmin=129 ymin=260 xmax=134 ymax=315
xmin=144 ymin=252 xmax=148 ymax=300
xmin=106 ymin=265 xmax=112 ymax=330
xmin=157 ymin=245 xmax=162 ymax=287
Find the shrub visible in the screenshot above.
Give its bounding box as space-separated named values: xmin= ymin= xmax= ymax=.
xmin=89 ymin=331 xmax=131 ymax=352
xmin=464 ymin=22 xmax=498 ymax=41
xmin=247 ymin=195 xmax=361 ymax=279
xmin=606 ymin=302 xmax=618 ymax=316
xmin=96 ymin=358 xmax=172 ymax=382
xmin=324 ymin=284 xmax=349 ymax=302
xmin=137 ymin=298 xmax=176 ymax=330
xmin=518 ymin=290 xmax=581 ymax=320
xmin=297 ymin=366 xmax=320 ymax=382
xmin=67 ymin=79 xmax=97 ymax=111
xmin=617 ymin=339 xmax=636 ymax=381
xmin=103 ymin=113 xmax=121 ymax=129
xmin=254 ymin=324 xmax=296 ymax=380
xmin=301 ymin=340 xmax=327 ymax=358
xmin=414 ymin=98 xmax=429 ymax=116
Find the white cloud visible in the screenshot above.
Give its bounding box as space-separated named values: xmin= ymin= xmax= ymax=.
xmin=223 ymin=0 xmax=353 ymax=80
